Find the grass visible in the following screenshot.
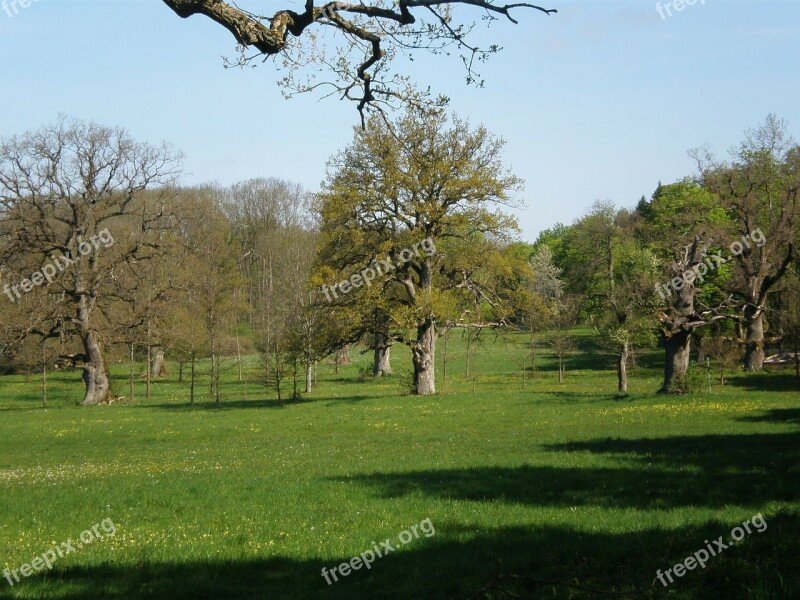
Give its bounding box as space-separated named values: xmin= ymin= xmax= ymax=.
xmin=0 ymin=329 xmax=798 ymax=599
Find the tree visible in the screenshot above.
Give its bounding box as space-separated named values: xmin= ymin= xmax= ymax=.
xmin=701 ymin=335 xmax=740 ymax=385
xmin=523 ymin=245 xmax=562 ymax=379
xmin=180 ymin=187 xmax=245 ymax=403
xmin=317 ymin=109 xmax=523 ymax=395
xmin=694 ymin=115 xmax=800 ymax=371
xmin=636 ymin=180 xmax=735 ymax=393
xmin=160 ymin=0 xmax=556 ymax=123
xmin=0 ymin=117 xmax=182 ymax=405
xmin=564 ymin=202 xmax=659 ymax=392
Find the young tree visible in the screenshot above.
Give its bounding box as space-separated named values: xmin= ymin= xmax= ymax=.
xmin=701 ymin=335 xmax=741 ymax=385
xmin=564 ymin=202 xmax=659 ymax=392
xmin=180 ymin=187 xmax=245 ymax=403
xmin=0 ymin=117 xmax=182 ymax=405
xmin=523 ymin=245 xmax=563 ymax=378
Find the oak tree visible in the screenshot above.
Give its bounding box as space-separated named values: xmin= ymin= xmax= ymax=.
xmin=161 ymin=0 xmax=556 ymax=123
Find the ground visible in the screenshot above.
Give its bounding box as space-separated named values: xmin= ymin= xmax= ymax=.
xmin=0 ymin=331 xmax=798 ymax=599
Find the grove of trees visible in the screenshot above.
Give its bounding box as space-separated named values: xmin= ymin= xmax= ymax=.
xmin=1 ymin=112 xmax=798 ymax=404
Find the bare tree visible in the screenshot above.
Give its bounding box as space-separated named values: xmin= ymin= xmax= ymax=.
xmin=701 ymin=335 xmax=741 ymax=385
xmin=160 ymin=0 xmax=556 ymax=123
xmin=0 ymin=117 xmax=182 ymax=405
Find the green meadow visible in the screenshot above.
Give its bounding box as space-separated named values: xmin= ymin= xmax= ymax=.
xmin=1 ymin=331 xmax=798 ymax=599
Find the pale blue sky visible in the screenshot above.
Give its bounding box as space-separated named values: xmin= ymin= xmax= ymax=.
xmin=1 ymin=0 xmax=798 ymax=241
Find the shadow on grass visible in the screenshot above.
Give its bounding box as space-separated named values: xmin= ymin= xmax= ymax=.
xmin=737 ymin=407 xmax=800 ymax=425
xmin=342 ymin=431 xmax=799 ymax=509
xmin=142 ymin=395 xmax=374 ymax=410
xmin=726 ymin=372 xmax=800 ymax=392
xmin=8 ymin=513 xmax=799 ymax=600
xmin=546 ymin=431 xmax=800 ymax=477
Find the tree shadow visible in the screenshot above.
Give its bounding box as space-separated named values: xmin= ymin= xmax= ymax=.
xmin=339 ymin=427 xmax=799 ymax=511
xmin=142 ymin=395 xmax=373 ymax=410
xmin=8 ymin=514 xmax=798 ymax=599
xmin=545 ymin=431 xmax=800 ymax=476
xmin=725 ymin=372 xmax=799 ymax=392
xmin=737 ymin=407 xmax=800 ymax=425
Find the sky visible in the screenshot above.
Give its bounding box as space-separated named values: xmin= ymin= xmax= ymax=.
xmin=0 ymin=0 xmax=798 ymax=242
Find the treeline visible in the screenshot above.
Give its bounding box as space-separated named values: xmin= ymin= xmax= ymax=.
xmin=1 ymin=112 xmax=798 ymax=405
xmin=534 ymin=114 xmax=800 ymax=391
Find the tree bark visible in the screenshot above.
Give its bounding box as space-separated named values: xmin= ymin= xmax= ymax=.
xmin=442 ymin=330 xmax=448 ymax=392
xmin=305 ymin=358 xmax=312 ymax=393
xmin=150 ymin=348 xmax=166 ymax=378
xmin=190 ymin=352 xmax=196 ymax=405
xmin=373 ymin=342 xmax=392 ymax=377
xmin=41 ymin=344 xmax=47 ymax=407
xmin=465 ymin=330 xmax=472 ymax=378
xmin=129 ymin=343 xmax=135 ymax=401
xmin=695 ymin=333 xmax=706 ymax=364
xmin=372 ymin=312 xmax=393 ymax=376
xmin=660 ymin=329 xmax=692 ymax=393
xmin=146 ymin=341 xmax=152 ymax=401
xmin=79 ymin=296 xmax=111 ymax=405
xmin=743 ymin=306 xmax=765 ymax=371
xmin=412 ymin=318 xmax=436 ymax=395
xmin=336 ymin=345 xmax=351 ymax=366
xmin=617 ymin=339 xmax=628 ymax=393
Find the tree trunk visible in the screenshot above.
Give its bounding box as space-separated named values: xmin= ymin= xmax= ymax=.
xmin=209 ymin=329 xmax=216 ymax=396
xmin=465 ymin=330 xmax=471 ymax=378
xmin=305 ymin=357 xmax=312 ymax=393
xmin=695 ymin=334 xmax=706 ymax=364
xmin=146 ymin=342 xmax=152 ymax=401
xmin=442 ymin=330 xmax=448 ymax=392
xmin=235 ymin=319 xmax=243 ymax=381
xmin=178 ymin=360 xmax=184 ymax=383
xmin=336 ymin=345 xmax=351 ymax=367
xmin=129 ymin=343 xmax=135 ymax=401
xmin=292 ymin=360 xmax=298 ymax=401
xmin=41 ymin=344 xmax=47 ymax=407
xmin=412 ymin=318 xmax=436 ymax=396
xmin=79 ymin=294 xmax=110 ymax=406
xmin=80 ymin=329 xmax=111 ymax=405
xmin=190 ymin=352 xmax=196 ymax=405
xmin=373 ymin=343 xmax=392 ymax=377
xmin=744 ymin=307 xmax=765 ymax=371
xmin=660 ymin=330 xmax=692 ymax=392
xmin=150 ymin=348 xmax=166 ymax=378
xmin=617 ymin=339 xmax=628 ymax=393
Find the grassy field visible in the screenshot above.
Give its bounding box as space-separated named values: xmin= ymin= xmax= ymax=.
xmin=0 ymin=330 xmax=798 ymax=599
